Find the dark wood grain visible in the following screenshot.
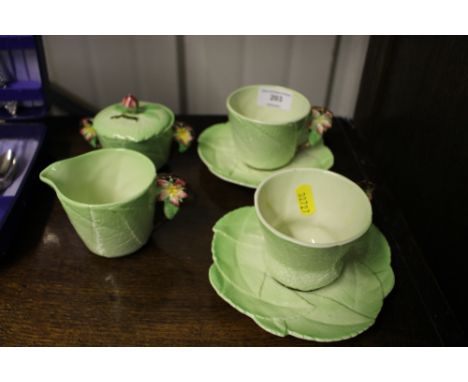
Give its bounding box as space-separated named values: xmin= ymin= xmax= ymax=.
xmin=0 ymin=116 xmax=458 ymax=346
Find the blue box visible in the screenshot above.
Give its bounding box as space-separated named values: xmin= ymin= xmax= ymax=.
xmin=0 ymin=35 xmax=47 ymax=256
xmin=0 ymin=35 xmax=47 ymax=120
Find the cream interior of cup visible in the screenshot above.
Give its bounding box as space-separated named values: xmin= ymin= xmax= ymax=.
xmin=227 ymin=85 xmax=310 ymax=124
xmin=255 ymin=168 xmax=372 ymax=247
xmin=45 ymin=149 xmax=156 ymax=205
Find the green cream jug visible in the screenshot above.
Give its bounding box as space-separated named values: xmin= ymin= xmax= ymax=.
xmin=40 ymin=148 xmax=157 ymax=258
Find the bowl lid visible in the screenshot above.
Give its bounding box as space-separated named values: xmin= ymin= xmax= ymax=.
xmin=93 ymin=95 xmax=174 ymax=142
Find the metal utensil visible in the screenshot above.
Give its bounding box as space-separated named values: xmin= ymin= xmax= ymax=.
xmin=0 ymin=148 xmax=17 ymax=192
xmin=4 ymin=101 xmax=18 ymax=116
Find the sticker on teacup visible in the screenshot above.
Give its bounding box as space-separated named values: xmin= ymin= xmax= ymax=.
xmin=295 ymin=184 xmax=316 ymax=216
xmin=257 ymin=87 xmax=292 ymax=110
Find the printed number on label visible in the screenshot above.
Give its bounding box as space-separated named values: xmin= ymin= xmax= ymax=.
xmin=295 ymin=184 xmax=316 ymax=216
xmin=257 ymin=88 xmax=292 ymax=110
xmin=270 ymin=94 xmax=283 ymax=102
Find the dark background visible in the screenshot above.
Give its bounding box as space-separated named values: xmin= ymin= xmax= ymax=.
xmin=355 ymin=36 xmax=468 ymax=338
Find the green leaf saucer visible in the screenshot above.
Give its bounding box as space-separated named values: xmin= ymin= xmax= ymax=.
xmin=197 ymin=122 xmax=334 ymax=188
xmin=208 ymin=207 xmax=395 ymax=342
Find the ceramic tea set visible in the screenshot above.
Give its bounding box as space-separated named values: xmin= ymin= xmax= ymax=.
xmin=40 ymin=94 xmax=193 ymax=257
xmin=40 ymin=85 xmax=394 ymax=342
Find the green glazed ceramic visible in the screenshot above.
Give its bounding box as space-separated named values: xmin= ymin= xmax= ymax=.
xmin=209 ymin=207 xmax=394 ymax=342
xmin=255 ymin=168 xmax=372 ymax=290
xmin=93 ymin=101 xmax=175 ymax=169
xmin=197 ymin=122 xmax=334 ymax=188
xmin=227 ymin=84 xmax=314 ymax=170
xmin=40 ymin=149 xmax=157 ymax=258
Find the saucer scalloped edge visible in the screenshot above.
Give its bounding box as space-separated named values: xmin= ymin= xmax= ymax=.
xmin=198 ymin=122 xmax=334 ymax=188
xmin=208 ymin=207 xmax=395 ymax=342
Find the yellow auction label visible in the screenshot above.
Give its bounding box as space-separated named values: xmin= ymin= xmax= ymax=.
xmin=296 ymin=184 xmax=316 ymax=215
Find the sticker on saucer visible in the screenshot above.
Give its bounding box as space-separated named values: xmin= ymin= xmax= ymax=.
xmin=197 ymin=123 xmax=334 ymax=188
xmin=209 ymin=207 xmax=395 ymax=342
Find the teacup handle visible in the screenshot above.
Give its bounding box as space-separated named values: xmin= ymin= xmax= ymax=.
xmin=172 ymin=121 xmax=195 ymax=153
xmin=155 ymin=173 xmax=189 ymax=220
xmin=307 ymin=106 xmax=334 ymax=146
xmin=79 ymin=118 xmax=100 ymax=148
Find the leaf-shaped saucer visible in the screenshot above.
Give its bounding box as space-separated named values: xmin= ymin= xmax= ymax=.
xmin=197 ymin=122 xmax=334 ymax=188
xmin=209 ymin=207 xmax=395 ymax=342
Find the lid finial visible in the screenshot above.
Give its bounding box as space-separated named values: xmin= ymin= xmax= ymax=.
xmin=121 ymin=94 xmax=139 ymax=113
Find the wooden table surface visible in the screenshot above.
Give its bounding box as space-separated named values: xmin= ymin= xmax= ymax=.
xmin=0 ymin=116 xmax=463 ymax=346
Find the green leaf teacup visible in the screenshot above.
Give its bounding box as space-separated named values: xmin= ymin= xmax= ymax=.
xmin=227 ymin=85 xmax=332 ymax=170
xmin=254 ymin=168 xmax=372 ymax=290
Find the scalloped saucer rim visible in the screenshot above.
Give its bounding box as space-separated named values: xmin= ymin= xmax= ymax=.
xmin=209 ymin=206 xmax=395 ymax=342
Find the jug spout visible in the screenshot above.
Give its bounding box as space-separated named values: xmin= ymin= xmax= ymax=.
xmin=39 ymin=162 xmax=60 ymax=191
xmin=39 ymin=161 xmax=66 ymax=194
xmin=39 ymin=157 xmax=80 ymax=199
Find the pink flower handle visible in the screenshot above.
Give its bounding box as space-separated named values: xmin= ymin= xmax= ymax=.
xmin=79 ymin=118 xmax=100 ymax=148
xmin=172 ymin=121 xmax=195 ymax=153
xmin=307 ymin=106 xmax=333 ymax=146
xmin=155 ymin=174 xmax=189 ymax=219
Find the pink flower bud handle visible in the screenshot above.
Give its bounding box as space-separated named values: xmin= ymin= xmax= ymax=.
xmin=307 ymin=106 xmax=334 ymax=146
xmin=121 ymin=94 xmax=139 ymax=113
xmin=155 ymin=173 xmax=189 ymax=220
xmin=110 ymin=94 xmax=140 ymax=121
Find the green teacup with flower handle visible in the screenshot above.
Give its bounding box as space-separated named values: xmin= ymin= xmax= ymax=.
xmin=227 ymin=84 xmax=333 ymax=170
